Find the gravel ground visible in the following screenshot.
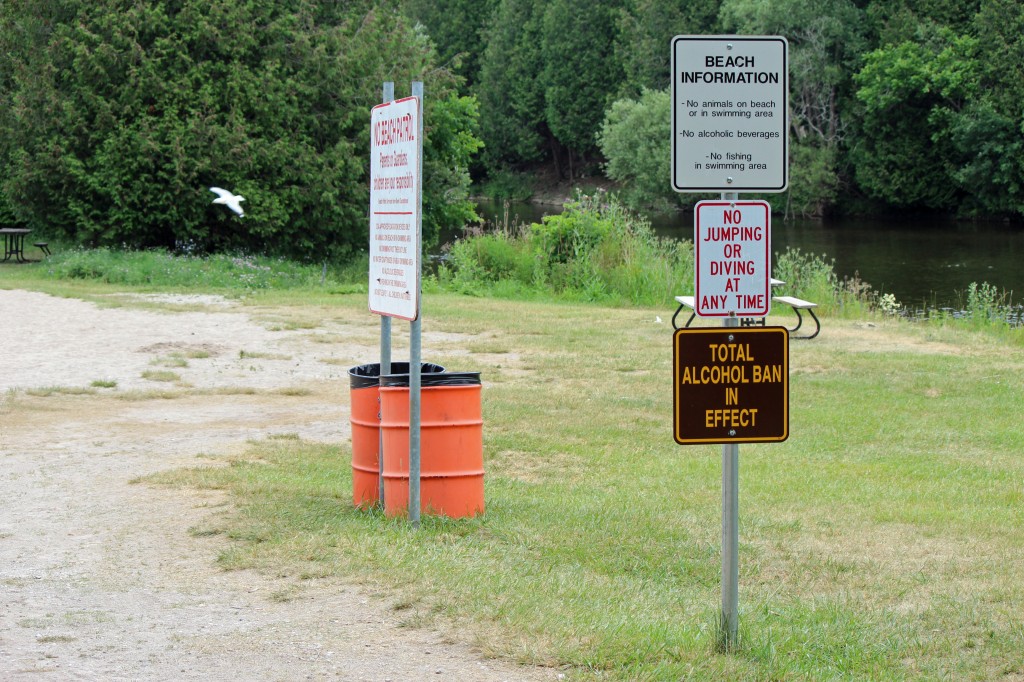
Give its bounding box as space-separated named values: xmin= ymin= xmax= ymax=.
xmin=0 ymin=289 xmax=557 ymax=681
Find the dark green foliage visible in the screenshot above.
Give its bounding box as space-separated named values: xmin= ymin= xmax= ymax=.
xmin=850 ymin=27 xmax=978 ymax=210
xmin=540 ymin=0 xmax=625 ymax=177
xmin=785 ymin=143 xmax=841 ymax=218
xmin=401 ymin=0 xmax=498 ymax=88
xmin=0 ymin=0 xmax=480 ymax=259
xmin=6 ymin=0 xmax=1024 ymax=231
xmin=476 ymin=170 xmax=536 ymax=202
xmin=944 ymin=0 xmax=1024 ymax=216
xmin=718 ymin=0 xmax=867 ymax=216
xmin=615 ymin=0 xmax=723 ymax=95
xmin=867 ymin=0 xmax=981 ymax=43
xmin=947 ymin=103 xmax=1024 ymax=216
xmin=474 ymin=0 xmax=549 ymax=172
xmin=421 ymin=93 xmax=484 ymax=249
xmin=972 ymin=0 xmax=1024 ymax=121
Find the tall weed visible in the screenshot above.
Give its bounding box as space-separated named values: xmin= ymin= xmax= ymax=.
xmin=961 ymin=281 xmax=1014 ymax=330
xmin=772 ymin=246 xmax=881 ymax=316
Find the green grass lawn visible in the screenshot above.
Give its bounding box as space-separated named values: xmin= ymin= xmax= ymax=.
xmin=143 ymin=292 xmax=1023 ymax=681
xmin=5 ymin=258 xmax=1023 ymax=680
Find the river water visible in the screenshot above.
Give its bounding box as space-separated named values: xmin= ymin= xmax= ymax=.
xmin=472 ymin=200 xmax=1024 ymax=311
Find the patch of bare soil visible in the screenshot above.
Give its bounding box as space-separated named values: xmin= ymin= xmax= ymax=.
xmin=0 ymin=289 xmax=556 ymax=681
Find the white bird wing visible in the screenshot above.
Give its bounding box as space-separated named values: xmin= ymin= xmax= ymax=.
xmin=210 ymin=187 xmax=245 ymax=216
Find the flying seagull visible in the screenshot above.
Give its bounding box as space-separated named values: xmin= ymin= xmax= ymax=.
xmin=209 ymin=187 xmax=245 ymax=217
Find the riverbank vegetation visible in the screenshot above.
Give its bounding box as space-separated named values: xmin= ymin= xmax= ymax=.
xmin=5 ymin=205 xmax=1020 ymax=340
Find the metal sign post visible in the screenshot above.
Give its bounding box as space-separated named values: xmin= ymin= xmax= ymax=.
xmin=369 ymin=81 xmax=424 ymax=526
xmin=671 ymin=34 xmax=789 ymax=651
xmin=408 ymin=80 xmax=424 ymax=528
xmin=720 ymin=191 xmax=739 ymax=651
xmin=721 ymin=314 xmax=740 ymax=651
xmin=378 ymin=81 xmax=394 ymax=505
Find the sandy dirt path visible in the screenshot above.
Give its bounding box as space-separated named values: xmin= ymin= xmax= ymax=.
xmin=0 ymin=289 xmax=556 ymax=681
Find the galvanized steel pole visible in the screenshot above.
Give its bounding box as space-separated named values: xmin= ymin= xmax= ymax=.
xmin=720 ymin=191 xmax=740 ymax=651
xmin=408 ymin=81 xmax=424 ymax=528
xmin=720 ymin=318 xmax=740 ymax=651
xmin=378 ymin=81 xmax=395 ymax=506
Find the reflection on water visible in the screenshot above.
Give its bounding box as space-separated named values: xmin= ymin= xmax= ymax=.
xmin=471 ymin=199 xmax=1024 ymax=310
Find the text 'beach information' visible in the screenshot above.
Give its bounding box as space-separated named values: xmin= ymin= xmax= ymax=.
xmin=369 ymin=96 xmax=420 ymax=320
xmin=672 ymin=36 xmax=788 ymax=193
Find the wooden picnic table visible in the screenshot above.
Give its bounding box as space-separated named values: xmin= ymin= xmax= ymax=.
xmin=1 ymin=228 xmax=32 ymax=264
xmin=672 ymin=278 xmax=821 ymax=339
xmin=672 ymin=278 xmax=786 ymax=330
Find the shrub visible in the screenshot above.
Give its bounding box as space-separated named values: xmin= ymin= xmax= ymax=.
xmin=963 ymin=281 xmax=1013 ymax=329
xmin=772 ymin=247 xmax=839 ymax=312
xmin=599 ymin=89 xmax=684 ymax=212
xmin=443 ymin=233 xmax=535 ymax=293
xmin=439 ymin=191 xmax=694 ymax=306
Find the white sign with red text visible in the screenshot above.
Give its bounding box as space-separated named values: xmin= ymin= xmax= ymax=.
xmin=369 ymin=96 xmax=421 ymax=320
xmin=694 ymin=200 xmax=771 ymax=317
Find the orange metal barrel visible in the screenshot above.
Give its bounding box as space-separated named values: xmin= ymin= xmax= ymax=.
xmin=348 ymin=362 xmax=444 ymax=507
xmin=379 ymin=373 xmax=484 ymax=518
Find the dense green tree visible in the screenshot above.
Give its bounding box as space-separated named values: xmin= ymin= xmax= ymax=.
xmin=945 ymin=0 xmax=1024 ymax=215
xmin=7 ymin=0 xmax=1023 ymax=225
xmin=850 ymin=26 xmax=978 ymax=210
xmin=422 ymin=93 xmax=484 ymax=239
xmin=719 ymin=0 xmax=867 ymax=215
xmin=971 ymin=0 xmax=1024 ymax=121
xmin=0 ymin=0 xmax=479 ymax=258
xmin=946 ymin=102 xmax=1024 ymax=215
xmin=540 ymin=0 xmax=625 ymax=180
xmin=866 ymin=0 xmax=981 ymax=45
xmin=615 ymin=0 xmax=722 ymax=95
xmin=474 ymin=0 xmax=549 ymax=173
xmin=721 ymin=0 xmax=867 ymax=145
xmin=401 ymin=0 xmax=498 ymax=88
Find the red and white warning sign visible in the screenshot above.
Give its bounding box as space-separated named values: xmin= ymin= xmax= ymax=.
xmin=369 ymin=96 xmax=421 ymax=321
xmin=694 ymin=200 xmax=771 ymax=317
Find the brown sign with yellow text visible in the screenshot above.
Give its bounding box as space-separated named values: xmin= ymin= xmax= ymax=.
xmin=673 ymin=327 xmax=789 ymax=444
